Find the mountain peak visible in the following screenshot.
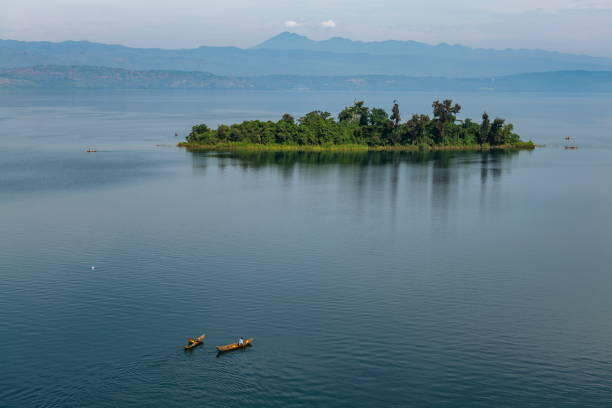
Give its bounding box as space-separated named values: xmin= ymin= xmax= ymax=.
xmin=253 ymin=32 xmax=313 ymax=49
xmin=276 ymin=31 xmax=309 ymax=40
xmin=252 ymin=32 xmax=436 ymax=55
xmin=327 ymin=36 xmax=352 ymax=42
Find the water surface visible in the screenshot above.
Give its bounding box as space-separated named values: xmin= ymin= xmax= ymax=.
xmin=1 ymin=89 xmax=612 ymax=407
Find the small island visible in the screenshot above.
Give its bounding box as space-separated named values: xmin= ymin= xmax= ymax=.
xmin=180 ymin=100 xmax=535 ymax=151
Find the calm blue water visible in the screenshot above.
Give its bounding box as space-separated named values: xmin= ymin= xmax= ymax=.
xmin=1 ymin=89 xmax=612 ymax=407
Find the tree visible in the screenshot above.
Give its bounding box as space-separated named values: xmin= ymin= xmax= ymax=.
xmin=432 ymin=99 xmax=461 ymax=143
xmin=299 ymin=111 xmax=338 ymax=145
xmin=300 ymin=110 xmax=333 ymax=125
xmin=488 ymin=118 xmax=505 ymax=145
xmin=369 ymin=108 xmax=390 ymax=127
xmin=432 ymin=99 xmax=461 ymax=123
xmin=338 ymin=101 xmax=369 ymax=126
xmin=460 ymin=118 xmax=479 ymax=145
xmin=479 ymin=112 xmax=490 ymax=145
xmin=390 ymin=100 xmax=401 ymax=128
xmin=501 ymin=123 xmax=520 ymax=144
xmin=274 ymin=120 xmax=297 ymax=144
xmin=191 ymin=124 xmax=210 ymax=134
xmin=187 ymin=123 xmax=215 ymax=144
xmin=405 ymin=114 xmax=431 ymax=144
xmin=281 ymin=113 xmax=295 ymax=124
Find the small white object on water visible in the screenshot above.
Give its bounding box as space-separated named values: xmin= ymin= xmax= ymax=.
xmin=91 ymin=266 xmax=95 ymax=270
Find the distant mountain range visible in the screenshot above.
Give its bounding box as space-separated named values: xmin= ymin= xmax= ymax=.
xmin=2 ymin=32 xmax=612 ymax=77
xmin=2 ymin=65 xmax=611 ymax=92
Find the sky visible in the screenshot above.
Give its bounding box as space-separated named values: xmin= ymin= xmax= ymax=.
xmin=2 ymin=0 xmax=612 ymax=56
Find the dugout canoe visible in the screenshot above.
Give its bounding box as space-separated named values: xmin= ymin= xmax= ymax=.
xmin=184 ymin=334 xmax=206 ymax=350
xmin=216 ymin=338 xmax=253 ymax=352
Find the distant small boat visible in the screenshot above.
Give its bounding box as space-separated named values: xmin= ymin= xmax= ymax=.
xmin=184 ymin=334 xmax=206 ymax=350
xmin=86 ymin=149 xmax=97 ymax=153
xmin=564 ymin=146 xmax=578 ymax=150
xmin=216 ymin=338 xmax=253 ymax=352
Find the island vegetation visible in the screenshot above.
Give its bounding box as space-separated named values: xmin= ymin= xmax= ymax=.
xmin=180 ymin=100 xmax=535 ymax=151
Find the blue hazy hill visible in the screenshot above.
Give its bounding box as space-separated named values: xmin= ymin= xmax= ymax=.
xmin=254 ymin=32 xmax=472 ymax=55
xmin=1 ymin=33 xmax=612 ymax=77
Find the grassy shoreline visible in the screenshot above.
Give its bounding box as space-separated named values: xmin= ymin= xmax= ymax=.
xmin=178 ymin=141 xmax=536 ymax=152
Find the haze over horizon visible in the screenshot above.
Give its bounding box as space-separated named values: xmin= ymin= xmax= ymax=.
xmin=2 ymin=31 xmax=610 ymax=59
xmin=3 ymin=0 xmax=612 ymax=57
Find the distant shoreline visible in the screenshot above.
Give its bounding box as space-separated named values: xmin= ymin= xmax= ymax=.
xmin=1 ymin=66 xmax=611 ymax=93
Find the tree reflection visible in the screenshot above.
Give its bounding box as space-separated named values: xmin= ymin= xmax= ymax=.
xmin=188 ymin=149 xmax=526 ymax=217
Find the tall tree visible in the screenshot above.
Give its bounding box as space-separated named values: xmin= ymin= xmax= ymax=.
xmin=479 ymin=112 xmax=490 ymax=145
xmin=390 ymin=100 xmax=401 ymax=128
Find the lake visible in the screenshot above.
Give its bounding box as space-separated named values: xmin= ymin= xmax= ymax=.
xmin=1 ymin=89 xmax=612 ymax=407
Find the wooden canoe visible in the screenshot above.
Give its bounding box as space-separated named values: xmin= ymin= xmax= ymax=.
xmin=216 ymin=338 xmax=253 ymax=352
xmin=184 ymin=334 xmax=206 ymax=350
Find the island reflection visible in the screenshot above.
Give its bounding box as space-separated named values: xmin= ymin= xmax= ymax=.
xmin=188 ymin=149 xmax=529 ymax=221
xmin=189 ymin=149 xmax=523 ymax=182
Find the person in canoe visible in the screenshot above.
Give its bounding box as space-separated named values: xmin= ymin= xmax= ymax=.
xmin=187 ymin=337 xmax=198 ymax=345
xmin=238 ymin=337 xmax=244 ymax=346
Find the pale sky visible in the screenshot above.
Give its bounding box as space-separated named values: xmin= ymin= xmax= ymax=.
xmin=2 ymin=0 xmax=612 ymax=56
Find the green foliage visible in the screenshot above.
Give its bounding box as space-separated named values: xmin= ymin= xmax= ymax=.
xmin=186 ymin=100 xmax=526 ymax=148
xmin=488 ymin=118 xmax=505 ymax=145
xmin=431 ymin=99 xmax=461 ymax=143
xmin=338 ymin=101 xmax=369 ymax=126
xmin=281 ymin=113 xmax=295 ymax=124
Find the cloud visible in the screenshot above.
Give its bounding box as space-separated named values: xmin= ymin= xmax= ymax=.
xmin=284 ymin=20 xmax=302 ymax=28
xmin=320 ymin=19 xmax=337 ymax=28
